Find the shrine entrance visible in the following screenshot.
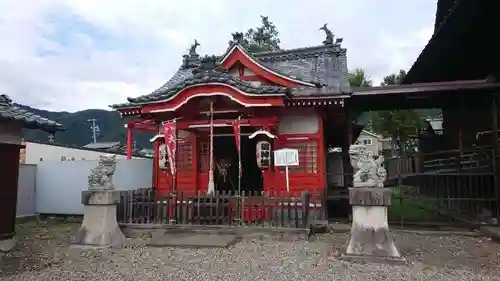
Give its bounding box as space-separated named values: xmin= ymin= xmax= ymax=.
xmin=240 ymin=136 xmax=263 ymax=192
xmin=213 ymin=135 xmax=238 ymax=192
xmin=212 ymin=128 xmax=263 ymax=193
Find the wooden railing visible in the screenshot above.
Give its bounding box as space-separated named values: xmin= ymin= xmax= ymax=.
xmin=385 ymin=148 xmax=495 ymax=179
xmin=383 ymin=147 xmax=499 ymax=226
xmin=116 ymin=189 xmax=325 ymax=229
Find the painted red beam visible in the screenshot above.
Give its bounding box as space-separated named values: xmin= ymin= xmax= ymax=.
xmin=176 ymin=116 xmax=278 ymax=130
xmin=127 ymin=120 xmax=158 ymax=132
xmin=125 ymin=119 xmax=158 ymax=160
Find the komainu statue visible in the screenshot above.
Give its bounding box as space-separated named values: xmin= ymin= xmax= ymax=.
xmin=88 ymin=154 xmax=117 ymax=190
xmin=348 ymin=144 xmax=387 ymax=188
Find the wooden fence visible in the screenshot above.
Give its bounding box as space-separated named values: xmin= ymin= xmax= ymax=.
xmin=116 ymin=189 xmax=325 ymax=229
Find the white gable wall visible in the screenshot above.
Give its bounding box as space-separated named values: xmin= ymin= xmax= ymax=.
xmin=277 ymin=108 xmax=319 ymax=135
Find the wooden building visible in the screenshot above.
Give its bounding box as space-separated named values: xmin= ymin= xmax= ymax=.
xmin=0 ymin=94 xmax=63 ymax=247
xmin=111 ymin=28 xmax=359 ymax=197
xmin=109 ymin=1 xmax=500 ymax=224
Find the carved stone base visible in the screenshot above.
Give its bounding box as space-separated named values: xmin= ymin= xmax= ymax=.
xmin=72 ymin=190 xmax=126 ymax=247
xmin=340 ymin=188 xmax=406 ymax=264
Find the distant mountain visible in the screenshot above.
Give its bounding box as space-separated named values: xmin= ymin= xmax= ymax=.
xmin=19 ymin=105 xmax=442 ymax=150
xmin=19 ymin=105 xmax=154 ymax=149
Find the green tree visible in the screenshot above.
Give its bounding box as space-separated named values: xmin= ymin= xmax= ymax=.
xmin=381 ymin=69 xmax=407 ymax=85
xmin=347 ymin=68 xmax=374 ymax=131
xmin=370 ymin=69 xmax=424 ymax=154
xmin=243 ymin=16 xmax=281 ymax=53
xmin=348 ymin=68 xmax=373 ymax=87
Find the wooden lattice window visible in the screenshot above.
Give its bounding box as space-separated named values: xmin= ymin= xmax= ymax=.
xmin=281 ymin=141 xmax=318 ymax=173
xmin=198 ymin=139 xmax=209 ymax=173
xmin=176 ymin=140 xmax=193 ymax=171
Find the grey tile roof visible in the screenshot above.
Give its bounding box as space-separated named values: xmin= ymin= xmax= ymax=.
xmin=0 ymin=94 xmax=64 ymax=132
xmin=255 ymin=44 xmax=350 ymax=94
xmin=81 ymin=141 xmax=121 ymax=149
xmin=111 ymin=56 xmax=289 ymax=107
xmin=111 ymin=39 xmax=350 ymax=109
xmin=126 ymin=70 xmax=288 ymax=104
xmin=110 ymin=67 xmax=195 ymax=108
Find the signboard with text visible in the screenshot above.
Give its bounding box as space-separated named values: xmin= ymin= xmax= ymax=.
xmin=274 ymin=148 xmax=299 ymax=167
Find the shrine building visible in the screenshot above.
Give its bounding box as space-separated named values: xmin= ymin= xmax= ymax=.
xmin=111 ymin=27 xmax=356 ymax=196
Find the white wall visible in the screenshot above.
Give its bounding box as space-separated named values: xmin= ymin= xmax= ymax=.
xmin=36 ymin=159 xmax=153 ymax=215
xmin=0 ymin=121 xmax=22 ymax=145
xmin=24 ymin=142 xmax=131 ymax=164
xmin=278 ymin=109 xmax=319 ymax=135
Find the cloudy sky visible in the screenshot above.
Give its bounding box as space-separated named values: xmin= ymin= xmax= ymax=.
xmin=0 ymin=0 xmax=435 ymax=112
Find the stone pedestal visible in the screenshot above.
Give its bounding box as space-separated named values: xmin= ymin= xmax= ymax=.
xmin=340 ymin=188 xmax=406 ymax=264
xmin=72 ymin=190 xmax=126 ymax=247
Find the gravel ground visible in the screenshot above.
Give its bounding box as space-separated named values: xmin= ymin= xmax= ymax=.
xmin=2 ymin=220 xmax=500 ymax=281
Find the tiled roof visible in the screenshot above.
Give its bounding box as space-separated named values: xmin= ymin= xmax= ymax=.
xmin=81 ymin=141 xmax=121 ymax=149
xmin=111 ymin=29 xmax=350 ymax=109
xmin=111 ymin=56 xmax=289 ymax=107
xmin=0 ymin=94 xmax=64 ymax=132
xmin=255 ymin=44 xmax=350 ymax=94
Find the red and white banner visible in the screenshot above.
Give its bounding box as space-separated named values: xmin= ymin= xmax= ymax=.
xmin=232 ymin=116 xmax=241 ymax=154
xmin=232 ymin=116 xmax=242 ymax=177
xmin=163 ymin=120 xmax=177 ymax=175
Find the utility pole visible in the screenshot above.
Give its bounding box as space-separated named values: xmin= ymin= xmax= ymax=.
xmin=88 ymin=118 xmax=100 ymax=143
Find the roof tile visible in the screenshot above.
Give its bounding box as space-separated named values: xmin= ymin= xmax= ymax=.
xmin=111 ymin=31 xmax=350 ymax=109
xmin=0 ymin=95 xmax=64 ymax=132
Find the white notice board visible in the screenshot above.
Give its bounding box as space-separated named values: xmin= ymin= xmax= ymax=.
xmin=274 ymin=148 xmax=299 ymax=167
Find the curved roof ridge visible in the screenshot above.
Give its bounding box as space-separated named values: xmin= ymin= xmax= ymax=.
xmin=124 ymin=68 xmax=289 ymax=105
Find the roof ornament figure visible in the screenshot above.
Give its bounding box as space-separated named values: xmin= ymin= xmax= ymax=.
xmin=189 ymin=39 xmax=200 ymax=56
xmin=229 ymin=32 xmax=245 ymax=46
xmin=0 ymin=94 xmax=12 ymax=106
xmin=192 ymin=55 xmax=223 ymax=74
xmin=319 ymin=23 xmax=334 ymax=45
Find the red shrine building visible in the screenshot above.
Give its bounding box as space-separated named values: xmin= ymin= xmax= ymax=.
xmin=111 ymin=28 xmax=352 ymax=196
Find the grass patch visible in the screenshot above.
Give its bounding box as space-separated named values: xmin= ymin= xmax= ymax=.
xmin=15 ymin=217 xmax=74 ymax=239
xmin=15 ymin=217 xmax=42 ymax=236
xmin=388 ymin=186 xmax=444 ymax=222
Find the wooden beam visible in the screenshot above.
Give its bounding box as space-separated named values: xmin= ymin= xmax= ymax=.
xmin=176 ymin=116 xmax=278 ymax=130
xmin=352 ymin=79 xmax=500 ymax=96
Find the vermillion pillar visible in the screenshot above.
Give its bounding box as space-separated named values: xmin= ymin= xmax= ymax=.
xmin=126 ymin=123 xmax=133 ymax=160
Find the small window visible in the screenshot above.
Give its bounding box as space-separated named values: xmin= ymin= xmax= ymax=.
xmin=362 ymin=139 xmax=372 ymax=146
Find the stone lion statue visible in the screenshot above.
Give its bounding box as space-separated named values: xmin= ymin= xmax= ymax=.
xmin=348 ymin=145 xmax=386 ymax=188
xmin=88 ymin=154 xmax=117 ymax=190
